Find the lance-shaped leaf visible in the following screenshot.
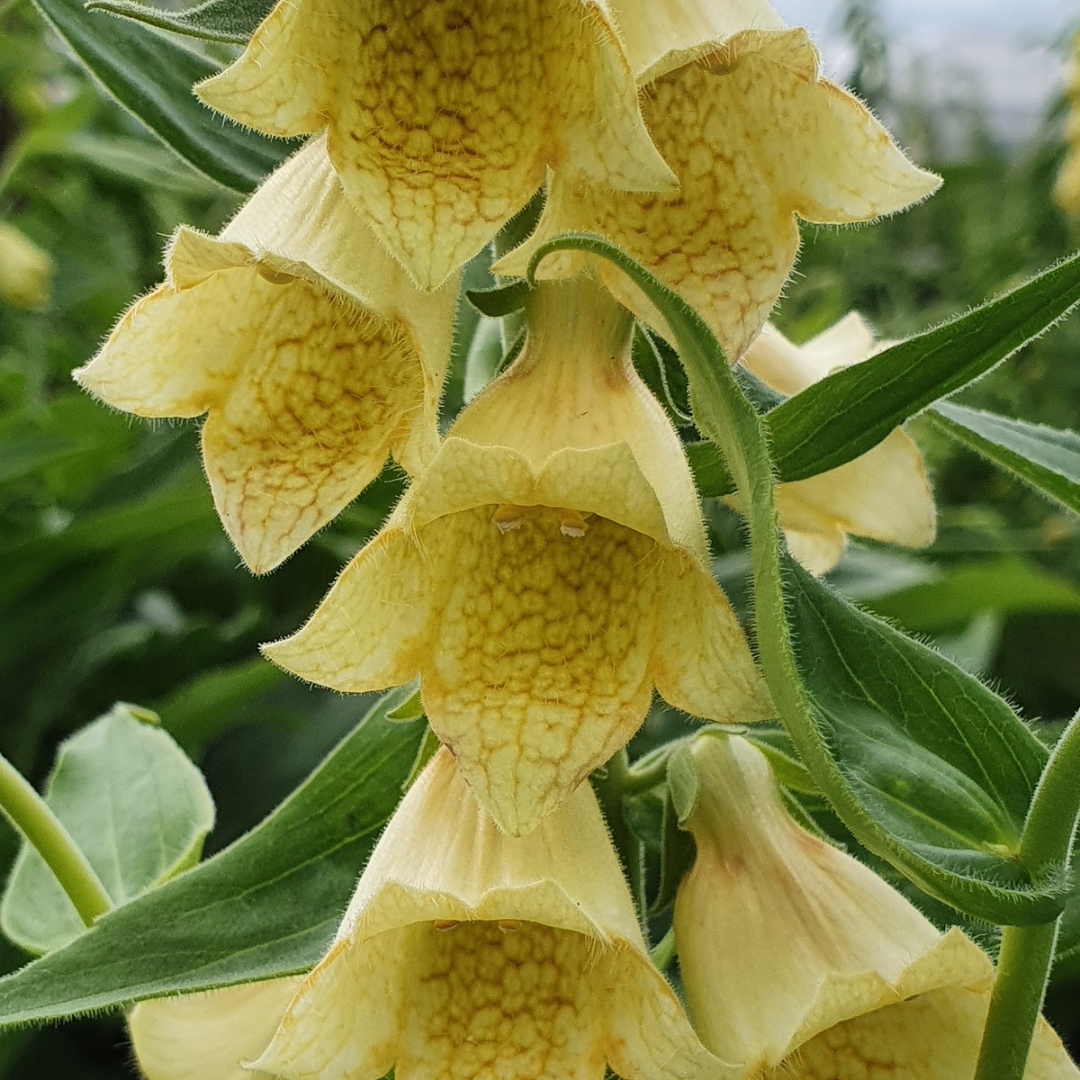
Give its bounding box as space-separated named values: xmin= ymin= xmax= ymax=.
xmin=687 ymin=248 xmax=1080 ymax=496
xmin=781 ymin=555 xmax=1048 ymax=893
xmin=928 ymin=401 xmax=1080 ymax=516
xmin=1 ymin=704 xmax=215 ymax=956
xmin=32 ymin=0 xmax=291 ymax=191
xmin=0 ymin=689 xmax=423 ymax=1026
xmin=524 ymin=234 xmax=1068 ymax=925
xmin=85 ymin=0 xmax=274 ymax=44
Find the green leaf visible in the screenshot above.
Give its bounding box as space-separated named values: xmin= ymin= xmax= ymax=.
xmin=31 ymin=0 xmax=292 ymax=192
xmin=867 ymin=555 xmax=1080 ymax=633
xmin=0 ymin=689 xmax=422 ymax=1025
xmin=928 ymin=402 xmax=1080 ymax=516
xmin=42 ymin=133 xmax=218 ymax=195
xmin=770 ymin=250 xmax=1080 ymax=482
xmin=783 ymin=556 xmax=1047 ymax=888
xmin=85 ymin=0 xmax=273 ymax=44
xmin=0 ymin=430 xmax=82 ymax=486
xmin=153 ymin=658 xmax=287 ymax=755
xmin=525 ymin=233 xmax=1066 ymax=925
xmin=0 ymin=704 xmax=215 ymax=956
xmin=687 ymin=249 xmax=1080 ymax=497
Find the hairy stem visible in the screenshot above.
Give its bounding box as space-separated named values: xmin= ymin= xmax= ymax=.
xmin=974 ymin=708 xmax=1080 ymax=1080
xmin=0 ymin=752 xmax=110 ymax=925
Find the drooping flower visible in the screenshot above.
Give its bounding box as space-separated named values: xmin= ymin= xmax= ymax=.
xmin=74 ymin=138 xmax=456 ymax=574
xmin=609 ymin=0 xmax=786 ymax=77
xmin=735 ymin=314 xmax=935 ymax=573
xmin=196 ymin=0 xmax=677 ymax=291
xmin=266 ymin=274 xmax=769 ymax=835
xmin=498 ymin=26 xmax=939 ymax=361
xmin=128 ymin=976 xmax=304 ymax=1080
xmin=672 ymin=733 xmax=1078 ymax=1080
xmin=0 ymin=220 xmax=52 ymax=309
xmin=1054 ymin=30 xmax=1080 ymax=214
xmin=252 ymin=745 xmax=725 ymax=1080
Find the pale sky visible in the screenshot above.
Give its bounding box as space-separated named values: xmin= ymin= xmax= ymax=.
xmin=770 ymin=0 xmax=1075 ymax=144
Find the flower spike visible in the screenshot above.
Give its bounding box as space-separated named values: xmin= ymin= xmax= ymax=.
xmin=75 ymin=139 xmax=456 ymax=574
xmin=266 ymin=275 xmax=769 ymax=835
xmin=196 ymin=0 xmax=677 ymax=290
xmin=499 ymin=27 xmax=940 ymax=361
xmin=254 ymin=747 xmax=729 ymax=1080
xmin=672 ymin=734 xmax=1078 ymax=1080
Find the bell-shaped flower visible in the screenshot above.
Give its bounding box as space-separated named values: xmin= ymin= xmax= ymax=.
xmin=0 ymin=220 xmax=52 ymax=310
xmin=1055 ymin=31 xmax=1080 ymax=214
xmin=195 ymin=0 xmax=677 ymax=291
xmin=498 ymin=26 xmax=939 ymax=361
xmin=607 ymin=0 xmax=785 ymax=77
xmin=266 ymin=274 xmax=768 ymax=836
xmin=735 ymin=314 xmax=935 ymax=573
xmin=127 ymin=976 xmax=304 ymax=1080
xmin=74 ymin=138 xmax=456 ymax=574
xmin=672 ymin=733 xmax=1078 ymax=1080
xmin=253 ymin=745 xmax=725 ymax=1080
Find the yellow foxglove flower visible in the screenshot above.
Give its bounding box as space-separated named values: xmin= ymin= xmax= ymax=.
xmin=1054 ymin=31 xmax=1080 ymax=214
xmin=253 ymin=746 xmax=728 ymax=1080
xmin=673 ymin=734 xmax=1078 ymax=1080
xmin=609 ymin=0 xmax=785 ymax=76
xmin=128 ymin=977 xmax=304 ymax=1080
xmin=735 ymin=314 xmax=935 ymax=574
xmin=498 ymin=27 xmax=940 ymax=361
xmin=74 ymin=138 xmax=456 ymax=574
xmin=0 ymin=220 xmax=52 ymax=310
xmin=196 ymin=0 xmax=677 ymax=291
xmin=266 ymin=275 xmax=769 ymax=835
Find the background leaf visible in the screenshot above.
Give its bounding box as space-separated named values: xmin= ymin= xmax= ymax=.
xmin=866 ymin=555 xmax=1080 ymax=632
xmin=0 ymin=689 xmax=422 ymax=1025
xmin=84 ymin=0 xmax=274 ymax=45
xmin=0 ymin=704 xmax=214 ymax=955
xmin=929 ymin=402 xmax=1080 ymax=516
xmin=31 ymin=0 xmax=291 ymax=191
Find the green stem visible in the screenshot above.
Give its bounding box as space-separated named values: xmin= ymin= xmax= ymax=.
xmin=973 ymin=922 xmax=1059 ymax=1080
xmin=0 ymin=752 xmax=111 ymax=926
xmin=973 ymin=708 xmax=1080 ymax=1080
xmin=622 ymin=745 xmax=677 ymax=795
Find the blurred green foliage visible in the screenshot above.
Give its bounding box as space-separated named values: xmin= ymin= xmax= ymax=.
xmin=2 ymin=0 xmax=1080 ymax=1073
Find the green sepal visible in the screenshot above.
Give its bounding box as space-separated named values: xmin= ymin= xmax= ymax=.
xmin=649 ymin=782 xmax=697 ymax=917
xmin=386 ymin=687 xmax=425 ymax=723
xmin=465 ymin=281 xmax=530 ymax=318
xmin=666 ymin=743 xmax=699 ymax=826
